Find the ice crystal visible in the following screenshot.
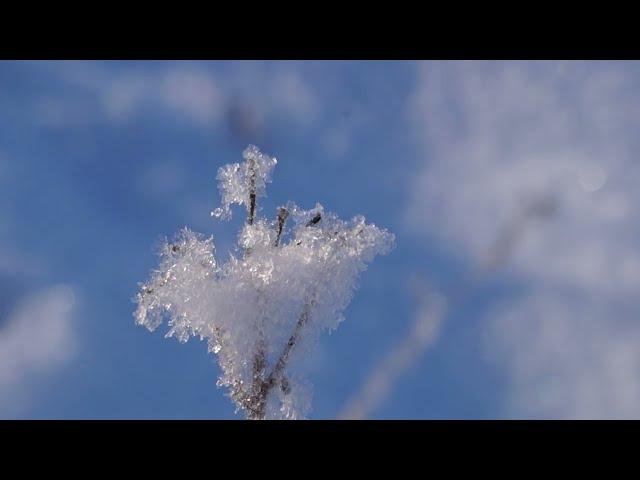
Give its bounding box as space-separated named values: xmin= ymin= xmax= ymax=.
xmin=211 ymin=144 xmax=277 ymax=220
xmin=135 ymin=145 xmax=394 ymax=419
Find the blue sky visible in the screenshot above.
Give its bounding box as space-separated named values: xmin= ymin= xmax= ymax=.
xmin=1 ymin=60 xmax=639 ymax=419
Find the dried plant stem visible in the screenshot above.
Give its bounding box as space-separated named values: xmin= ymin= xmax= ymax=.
xmin=249 ymin=208 xmax=290 ymax=415
xmin=136 ymin=145 xmax=394 ymax=420
xmin=306 ymin=212 xmax=321 ymax=227
xmin=337 ymin=195 xmax=557 ymax=419
xmin=247 ymin=212 xmax=321 ymax=419
xmin=248 ymin=297 xmax=316 ymax=419
xmin=268 ymin=299 xmax=315 ymax=385
xmin=241 ymin=155 xmax=267 ymax=416
xmin=247 ymin=157 xmax=257 ymax=226
xmin=274 ymin=207 xmax=289 ymax=247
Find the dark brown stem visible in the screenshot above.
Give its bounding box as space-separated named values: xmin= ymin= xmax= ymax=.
xmin=295 ymin=213 xmax=322 ymax=246
xmin=274 ymin=207 xmax=289 ymax=247
xmin=242 ymin=154 xmax=265 ymax=417
xmin=249 ymin=297 xmax=315 ymax=419
xmin=306 ymin=212 xmax=321 ymax=227
xmin=247 ymin=158 xmax=257 ymax=226
xmin=247 ymin=340 xmax=267 ymax=417
xmin=247 ymin=206 xmax=292 ymax=417
xmin=267 ymin=298 xmax=314 ymax=386
xmin=246 ymin=214 xmax=323 ymax=419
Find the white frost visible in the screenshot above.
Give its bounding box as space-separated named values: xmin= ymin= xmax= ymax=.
xmin=135 ymin=145 xmax=394 ymax=419
xmin=211 ymin=145 xmax=277 ymax=220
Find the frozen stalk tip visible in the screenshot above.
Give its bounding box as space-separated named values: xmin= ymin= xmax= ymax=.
xmin=134 ymin=145 xmax=394 ymax=419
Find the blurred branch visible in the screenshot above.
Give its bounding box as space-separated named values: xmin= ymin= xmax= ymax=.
xmin=337 ymin=193 xmax=558 ymax=419
xmin=338 ymin=288 xmax=445 ymax=420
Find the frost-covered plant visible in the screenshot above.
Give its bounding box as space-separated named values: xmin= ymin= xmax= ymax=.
xmin=134 ymin=145 xmax=394 ymax=419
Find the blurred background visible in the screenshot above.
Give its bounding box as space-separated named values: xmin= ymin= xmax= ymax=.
xmin=1 ymin=60 xmax=639 ymax=419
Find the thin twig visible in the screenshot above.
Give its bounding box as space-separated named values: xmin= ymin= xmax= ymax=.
xmin=306 ymin=212 xmax=321 ymax=227
xmin=267 ymin=298 xmax=315 ymax=386
xmin=242 ymin=153 xmax=267 ymax=417
xmin=247 ymin=157 xmax=257 ymax=226
xmin=249 ymin=297 xmax=316 ymax=419
xmin=247 ymin=341 xmax=267 ymax=418
xmin=248 ymin=213 xmax=323 ymax=419
xmin=294 ymin=212 xmax=322 ymax=246
xmin=337 ymin=194 xmax=558 ymax=419
xmin=274 ymin=207 xmax=289 ymax=247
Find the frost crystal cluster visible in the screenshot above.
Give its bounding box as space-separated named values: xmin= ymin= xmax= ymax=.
xmin=134 ymin=145 xmax=394 ymax=419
